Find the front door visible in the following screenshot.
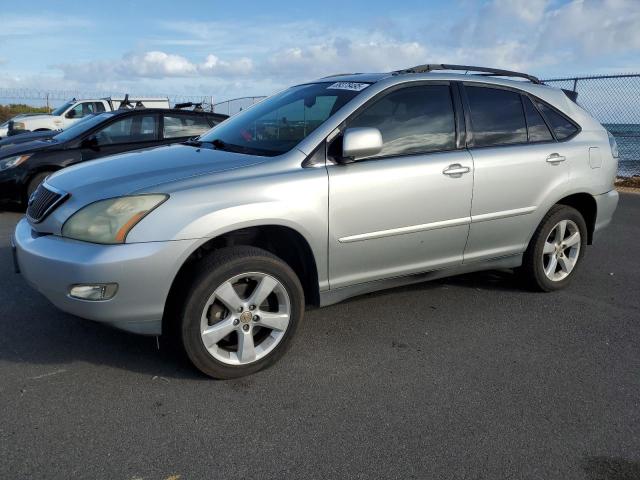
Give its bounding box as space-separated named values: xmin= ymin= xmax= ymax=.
xmin=327 ymin=83 xmax=474 ymax=288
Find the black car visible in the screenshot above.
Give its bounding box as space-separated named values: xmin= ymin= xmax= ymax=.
xmin=0 ymin=108 xmax=227 ymax=206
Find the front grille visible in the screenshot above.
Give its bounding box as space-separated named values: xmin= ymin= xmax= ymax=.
xmin=27 ymin=184 xmax=68 ymax=223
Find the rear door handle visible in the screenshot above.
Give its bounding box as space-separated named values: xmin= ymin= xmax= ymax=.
xmin=443 ymin=164 xmax=471 ymax=176
xmin=546 ymin=153 xmax=566 ymax=164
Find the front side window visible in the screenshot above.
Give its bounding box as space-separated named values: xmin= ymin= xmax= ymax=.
xmin=347 ymin=85 xmax=456 ymax=158
xmin=534 ymin=100 xmax=579 ymax=140
xmin=163 ymin=114 xmax=212 ymax=139
xmin=466 ymin=86 xmax=527 ymax=147
xmin=94 ymin=115 xmax=158 ymax=145
xmin=199 ymin=82 xmax=366 ymax=156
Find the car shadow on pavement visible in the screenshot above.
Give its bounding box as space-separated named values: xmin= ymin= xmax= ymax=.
xmin=343 ymin=268 xmax=528 ymax=306
xmin=0 ymin=247 xmax=204 ymax=380
xmin=583 ymin=456 xmax=640 ymax=480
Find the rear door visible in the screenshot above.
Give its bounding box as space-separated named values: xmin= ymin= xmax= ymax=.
xmin=327 ymin=82 xmax=474 ymax=288
xmin=461 ymin=84 xmax=576 ymax=262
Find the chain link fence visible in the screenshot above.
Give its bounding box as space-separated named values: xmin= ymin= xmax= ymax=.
xmin=1 ymin=75 xmax=639 ymax=176
xmin=542 ymin=74 xmax=640 ymax=177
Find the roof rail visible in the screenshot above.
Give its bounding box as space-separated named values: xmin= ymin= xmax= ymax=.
xmin=174 ymin=101 xmax=204 ymax=111
xmin=392 ymin=64 xmax=542 ymax=84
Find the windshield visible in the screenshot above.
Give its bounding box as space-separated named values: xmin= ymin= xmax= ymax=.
xmin=52 ymin=112 xmax=114 ymax=142
xmin=199 ymin=82 xmax=369 ymax=156
xmin=51 ymin=101 xmax=75 ymax=116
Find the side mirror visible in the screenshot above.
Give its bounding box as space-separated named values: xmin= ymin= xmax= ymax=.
xmin=341 ymin=127 xmax=383 ymax=163
xmin=66 ymin=109 xmax=77 ymax=119
xmin=81 ymin=136 xmax=99 ymax=150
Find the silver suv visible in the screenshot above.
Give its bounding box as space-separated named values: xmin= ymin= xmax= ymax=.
xmin=13 ymin=64 xmax=619 ymax=378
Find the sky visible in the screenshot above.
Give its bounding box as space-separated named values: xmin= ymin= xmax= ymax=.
xmin=0 ymin=0 xmax=639 ymax=104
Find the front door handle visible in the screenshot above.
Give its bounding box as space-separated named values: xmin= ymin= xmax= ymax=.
xmin=546 ymin=153 xmax=566 ymax=164
xmin=443 ymin=164 xmax=471 ymax=176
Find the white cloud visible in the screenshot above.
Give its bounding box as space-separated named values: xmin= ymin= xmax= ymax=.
xmin=56 ymin=51 xmax=254 ymax=81
xmin=2 ymin=0 xmax=639 ymax=101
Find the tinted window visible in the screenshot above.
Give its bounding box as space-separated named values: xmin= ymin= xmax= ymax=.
xmin=163 ymin=114 xmax=212 ymax=139
xmin=94 ymin=115 xmax=158 ymax=145
xmin=466 ymin=86 xmax=527 ymax=147
xmin=199 ymin=83 xmax=364 ymax=156
xmin=348 ymin=85 xmax=456 ymax=158
xmin=523 ymin=96 xmax=553 ymax=142
xmin=534 ymin=100 xmax=578 ymax=140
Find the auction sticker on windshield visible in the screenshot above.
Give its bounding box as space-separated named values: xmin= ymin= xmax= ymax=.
xmin=327 ymin=82 xmax=370 ymax=92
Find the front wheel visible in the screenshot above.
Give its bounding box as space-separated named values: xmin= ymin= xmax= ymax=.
xmin=26 ymin=171 xmax=54 ymax=200
xmin=181 ymin=246 xmax=304 ymax=379
xmin=521 ymin=205 xmax=588 ymax=292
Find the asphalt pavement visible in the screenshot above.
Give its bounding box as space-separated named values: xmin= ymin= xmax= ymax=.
xmin=1 ymin=194 xmax=639 ymax=480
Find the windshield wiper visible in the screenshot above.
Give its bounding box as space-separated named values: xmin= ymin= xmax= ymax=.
xmin=183 ymin=138 xmax=203 ymax=147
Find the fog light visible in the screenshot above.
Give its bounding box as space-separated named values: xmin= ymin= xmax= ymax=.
xmin=69 ymin=283 xmax=118 ymax=301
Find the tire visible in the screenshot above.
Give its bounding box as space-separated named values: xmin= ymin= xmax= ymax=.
xmin=26 ymin=171 xmax=53 ymax=200
xmin=180 ymin=246 xmax=304 ymax=379
xmin=521 ymin=204 xmax=588 ymax=292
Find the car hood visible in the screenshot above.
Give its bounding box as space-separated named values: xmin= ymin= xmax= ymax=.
xmin=0 ymin=138 xmax=57 ymax=157
xmin=46 ymin=144 xmax=268 ymax=201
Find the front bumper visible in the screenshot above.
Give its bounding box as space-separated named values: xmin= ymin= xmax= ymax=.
xmin=592 ymin=189 xmax=619 ymax=242
xmin=13 ymin=217 xmax=198 ymax=335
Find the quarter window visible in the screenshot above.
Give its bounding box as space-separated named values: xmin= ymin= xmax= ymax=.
xmin=163 ymin=115 xmax=212 ymax=139
xmin=523 ymin=96 xmax=553 ymax=142
xmin=347 ymin=85 xmax=456 ymax=158
xmin=466 ymin=86 xmax=527 ymax=147
xmin=534 ymin=100 xmax=579 ymax=140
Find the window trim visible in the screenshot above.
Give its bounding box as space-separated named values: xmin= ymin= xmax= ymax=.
xmin=326 ymin=80 xmax=465 ymax=164
xmin=460 ymin=81 xmax=582 ymax=149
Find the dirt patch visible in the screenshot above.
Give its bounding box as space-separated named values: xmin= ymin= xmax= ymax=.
xmin=615 ymin=176 xmax=640 ymax=193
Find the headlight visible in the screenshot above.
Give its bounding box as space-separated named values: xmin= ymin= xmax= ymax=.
xmin=607 ymin=131 xmax=619 ymax=158
xmin=0 ymin=154 xmax=32 ymax=171
xmin=12 ymin=122 xmax=26 ymax=130
xmin=62 ymin=194 xmax=168 ymax=244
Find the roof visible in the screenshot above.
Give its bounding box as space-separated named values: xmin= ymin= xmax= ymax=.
xmin=313 ymin=64 xmax=543 ymax=87
xmin=106 ymin=108 xmax=227 ymax=118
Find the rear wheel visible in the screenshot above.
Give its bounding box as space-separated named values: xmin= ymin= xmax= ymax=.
xmin=521 ymin=205 xmax=587 ymax=291
xmin=180 ymin=246 xmax=304 ymax=379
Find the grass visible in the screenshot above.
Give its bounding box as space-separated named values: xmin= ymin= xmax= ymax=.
xmin=0 ymin=104 xmax=49 ymax=123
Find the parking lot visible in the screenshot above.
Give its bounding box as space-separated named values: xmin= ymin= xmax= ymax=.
xmin=0 ymin=193 xmax=638 ymax=480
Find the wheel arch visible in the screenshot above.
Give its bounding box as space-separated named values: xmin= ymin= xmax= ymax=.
xmin=524 ymin=192 xmax=597 ymax=252
xmin=554 ymin=193 xmax=597 ymax=244
xmin=162 ymin=224 xmax=321 ymax=336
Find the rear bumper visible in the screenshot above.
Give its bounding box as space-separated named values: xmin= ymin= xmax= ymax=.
xmin=13 ymin=217 xmax=197 ymax=335
xmin=592 ymin=189 xmax=619 ymax=242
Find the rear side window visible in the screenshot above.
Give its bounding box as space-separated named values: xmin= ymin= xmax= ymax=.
xmin=523 ymin=96 xmax=553 ymax=142
xmin=534 ymin=100 xmax=579 ymax=140
xmin=466 ymin=86 xmax=527 ymax=147
xmin=94 ymin=102 xmax=106 ymax=113
xmin=347 ymin=85 xmax=456 ymax=158
xmin=163 ymin=114 xmax=212 ymax=139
